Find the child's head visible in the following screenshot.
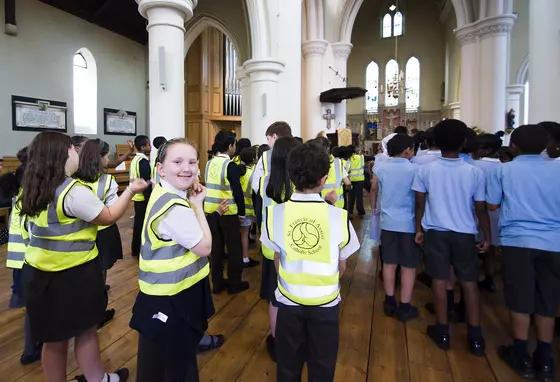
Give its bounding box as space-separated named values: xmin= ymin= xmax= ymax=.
xmin=71 ymin=135 xmax=88 ymax=154
xmin=498 ymin=146 xmax=514 ymax=163
xmin=476 ymin=134 xmax=502 ymax=158
xmin=288 ymin=142 xmax=330 ymax=192
xmin=267 ymin=137 xmax=301 ymax=204
xmin=461 ymin=126 xmax=479 ymax=155
xmin=294 ymin=137 xmax=303 ymax=143
xmin=156 ymin=139 xmax=199 ymax=190
xmin=433 ymin=119 xmax=467 ymax=153
xmin=74 ymin=139 xmax=111 ymax=183
xmin=538 ymin=121 xmax=560 ymax=159
xmin=213 ymin=130 xmax=237 ymax=156
xmin=394 ymin=126 xmax=408 ymax=135
xmin=510 ymin=124 xmax=549 ymax=155
xmin=310 ymin=136 xmax=331 ymax=154
xmin=265 ymin=121 xmax=292 ymax=148
xmin=257 ymin=144 xmax=270 ymax=159
xmin=134 ymin=135 xmax=151 ymax=154
xmin=153 ymin=136 xmax=167 ymax=150
xmin=239 ymin=147 xmax=256 ymax=167
xmin=20 ymin=132 xmax=78 ymax=217
xmin=423 ymin=127 xmax=437 ymax=149
xmin=387 ymin=133 xmax=415 ymax=159
xmin=235 ymin=138 xmax=252 ymax=157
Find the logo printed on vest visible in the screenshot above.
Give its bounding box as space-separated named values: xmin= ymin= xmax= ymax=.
xmin=287 ymin=218 xmax=325 ymax=255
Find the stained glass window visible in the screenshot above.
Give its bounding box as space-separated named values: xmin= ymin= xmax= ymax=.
xmin=394 ymin=12 xmax=403 ymax=36
xmin=385 ymin=59 xmax=399 ymax=107
xmin=405 ymin=57 xmax=420 ymax=111
xmin=382 ymin=14 xmax=392 ymax=38
xmin=73 ymin=49 xmax=97 ymax=134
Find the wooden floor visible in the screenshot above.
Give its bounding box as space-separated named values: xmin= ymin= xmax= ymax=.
xmin=0 ymin=204 xmax=558 ymax=381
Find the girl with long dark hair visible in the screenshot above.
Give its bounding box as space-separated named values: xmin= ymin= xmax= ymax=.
xmin=19 ymin=131 xmax=147 ymax=382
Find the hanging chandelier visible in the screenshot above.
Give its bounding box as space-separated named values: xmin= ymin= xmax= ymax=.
xmin=381 ymin=0 xmax=405 ymax=100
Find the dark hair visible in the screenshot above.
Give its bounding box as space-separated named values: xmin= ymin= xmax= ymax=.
xmin=266 ymin=137 xmax=300 ymax=204
xmin=495 ymin=131 xmax=505 ymax=138
xmin=423 ymin=127 xmax=437 ymax=148
xmin=387 ymin=133 xmax=414 ymax=157
xmin=498 ymin=146 xmax=514 ymax=162
xmin=153 ymin=136 xmax=167 ymax=149
xmin=257 ymin=144 xmax=270 ymax=159
xmin=74 ymin=139 xmax=110 ymax=183
xmin=538 ymin=121 xmax=560 ymax=142
xmin=476 ymin=134 xmax=502 ymax=157
xmin=461 ymin=126 xmax=479 ymax=154
xmin=433 ymin=119 xmax=467 ymax=152
xmin=239 ymin=147 xmax=256 ymax=167
xmin=310 ymin=136 xmax=331 ymax=154
xmin=339 ymin=146 xmax=353 ymax=160
xmin=394 ymin=126 xmax=408 ymax=134
xmin=20 ymin=132 xmax=73 ymax=218
xmin=234 ymin=138 xmax=252 ymax=157
xmin=71 ymin=135 xmax=88 ymax=148
xmin=265 ymin=121 xmax=292 ymax=138
xmin=510 ymin=124 xmax=549 ymax=154
xmin=134 ymin=135 xmax=150 ymax=151
xmin=0 ymin=147 xmax=27 ymax=199
xmin=294 ymin=137 xmax=303 ymax=143
xmin=213 ymin=130 xmax=236 ymax=153
xmin=16 ymin=147 xmax=28 ymax=164
xmin=288 ymin=142 xmax=330 ymax=191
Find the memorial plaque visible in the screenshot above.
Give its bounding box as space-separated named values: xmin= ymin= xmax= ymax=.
xmin=104 ymin=108 xmax=137 ymax=136
xmin=12 ymin=95 xmax=67 ymax=132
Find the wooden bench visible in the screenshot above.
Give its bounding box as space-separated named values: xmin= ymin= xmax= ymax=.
xmin=0 ymin=156 xmax=21 ymax=175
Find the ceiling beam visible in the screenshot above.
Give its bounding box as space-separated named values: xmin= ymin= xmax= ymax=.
xmin=92 ymin=0 xmax=115 ymax=21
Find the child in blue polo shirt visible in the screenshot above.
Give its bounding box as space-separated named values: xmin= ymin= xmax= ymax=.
xmin=487 ymin=124 xmax=560 ymax=382
xmin=412 ymin=119 xmax=491 ymax=356
xmin=371 ymin=134 xmax=420 ymax=322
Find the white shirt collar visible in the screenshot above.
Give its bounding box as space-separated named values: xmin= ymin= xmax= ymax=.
xmin=479 ymin=157 xmax=501 ymax=163
xmin=290 ymin=193 xmax=325 ymax=202
xmin=160 ymin=179 xmax=187 ymax=199
xmin=216 ymin=153 xmax=230 ymax=159
xmin=426 ymin=150 xmax=441 ymax=155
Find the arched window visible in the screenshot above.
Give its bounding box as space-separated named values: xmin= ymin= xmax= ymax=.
xmin=523 ymin=81 xmax=529 ymax=125
xmin=382 ymin=14 xmax=392 ymax=38
xmin=73 ymin=48 xmax=97 ymax=135
xmin=405 ymin=56 xmax=420 ymax=111
xmin=393 ymin=12 xmax=403 ymax=36
xmin=385 ymin=59 xmax=399 ymax=107
xmin=366 ymin=61 xmax=379 ymax=112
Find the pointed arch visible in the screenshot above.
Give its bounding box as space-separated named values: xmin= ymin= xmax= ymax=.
xmin=73 ymin=48 xmax=97 ymax=135
xmin=405 ymin=56 xmax=420 ymax=110
xmin=382 ymin=13 xmax=392 ymax=38
xmin=385 ymin=59 xmax=399 ymax=107
xmin=393 ymin=11 xmax=403 ymax=36
xmin=366 ymin=61 xmax=380 ymax=112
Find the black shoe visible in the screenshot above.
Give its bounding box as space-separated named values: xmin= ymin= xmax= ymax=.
xmin=497 ymin=345 xmax=536 ymax=380
xmin=469 ymin=337 xmax=486 ymax=357
xmin=197 ymin=334 xmax=225 ymax=354
xmin=427 ymin=325 xmax=450 ymax=351
xmin=72 ymin=368 xmax=129 ymax=382
xmin=533 ymin=355 xmax=555 ymax=382
xmin=212 ymin=279 xmax=229 ymax=294
xmin=266 ymin=334 xmax=276 ymax=362
xmin=383 ymin=301 xmax=397 ymax=317
xmin=242 ymin=258 xmax=260 ymax=268
xmin=397 ymin=305 xmax=419 ymax=322
xmin=98 ymin=309 xmax=115 ymax=329
xmin=228 ymin=281 xmax=250 ymax=295
xmin=478 ymin=278 xmax=496 ymax=293
xmin=20 ymin=344 xmax=42 ymax=365
xmin=9 ymin=292 xmax=24 ymax=309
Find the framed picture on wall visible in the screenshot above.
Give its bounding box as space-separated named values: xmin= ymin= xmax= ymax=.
xmin=12 ymin=95 xmax=68 ymax=132
xmin=104 ymin=108 xmax=137 ymax=136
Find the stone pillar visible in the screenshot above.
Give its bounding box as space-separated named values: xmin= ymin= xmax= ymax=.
xmin=243 ymin=59 xmax=285 ymax=145
xmin=477 ymin=15 xmax=516 ymax=133
xmin=302 ymin=40 xmax=328 ymax=140
xmin=236 ymin=66 xmax=251 ymax=140
xmin=331 ymin=42 xmax=353 ymax=131
xmin=529 ymin=0 xmax=560 ymax=123
xmin=506 ymin=84 xmax=525 ymax=128
xmin=137 ymin=0 xmax=196 ymax=140
xmin=449 ymin=102 xmax=461 ymax=120
xmin=455 ymin=24 xmax=478 ymax=127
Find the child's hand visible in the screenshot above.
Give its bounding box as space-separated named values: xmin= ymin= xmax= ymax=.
xmin=126 ymin=139 xmax=135 ymax=153
xmin=217 ymin=200 xmax=229 ymax=216
xmin=129 ymin=178 xmax=149 ymax=194
xmin=477 ymin=240 xmax=490 ymax=253
xmin=414 ymin=232 xmax=424 ymax=246
xmin=325 ymin=190 xmax=337 ymax=204
xmin=188 ymin=183 xmax=206 ymax=205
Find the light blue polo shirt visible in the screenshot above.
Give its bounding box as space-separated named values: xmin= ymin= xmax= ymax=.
xmin=373 ymin=158 xmax=418 ymax=233
xmin=459 ymin=153 xmax=476 ymax=165
xmin=412 ymin=157 xmax=486 ymax=234
xmin=413 ymin=150 xmax=440 ymax=165
xmin=487 ymin=155 xmax=560 ymax=252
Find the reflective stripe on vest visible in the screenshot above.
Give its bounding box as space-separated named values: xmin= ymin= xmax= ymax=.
xmin=25 ymin=178 xmax=98 ymax=272
xmin=321 ymin=156 xmax=345 ymax=208
xmin=240 ymin=166 xmax=255 ymax=217
xmin=262 ymin=150 xmax=272 ymax=177
xmin=7 ymin=194 xmax=28 ymax=269
xmin=348 ymin=154 xmax=365 ymax=181
xmin=203 ymin=156 xmax=238 ymax=215
xmin=130 ymin=155 xmax=148 ymax=202
xmin=259 ymin=176 xmax=276 ymax=260
xmin=266 ymin=200 xmax=350 ymax=306
xmin=79 ymin=174 xmax=113 ymax=231
xmin=139 ymin=184 xmax=210 ymax=296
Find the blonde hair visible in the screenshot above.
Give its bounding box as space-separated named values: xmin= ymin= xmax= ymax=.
xmin=156 ymin=138 xmax=199 ymax=164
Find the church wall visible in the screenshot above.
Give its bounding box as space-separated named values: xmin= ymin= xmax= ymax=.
xmin=0 ymin=0 xmax=147 ymax=156
xmin=346 ymin=0 xmax=445 ymax=115
xmin=444 ymin=11 xmax=461 ymax=104
xmin=510 ymin=0 xmax=528 ymax=84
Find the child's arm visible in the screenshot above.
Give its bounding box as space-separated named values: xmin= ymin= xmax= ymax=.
xmin=475 ymin=201 xmax=491 ymax=252
xmin=370 ymin=173 xmax=379 ymax=213
xmin=414 ymin=192 xmax=426 ymax=245
xmin=274 ymin=251 xmax=280 ymax=273
xmin=486 ymin=165 xmax=503 ymax=211
xmin=339 ymin=259 xmax=347 ymax=278
xmin=188 ymin=184 xmax=213 ymax=257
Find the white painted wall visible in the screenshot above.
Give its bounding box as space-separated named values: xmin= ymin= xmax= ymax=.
xmin=0 ymin=0 xmax=147 ymax=156
xmin=444 ymin=10 xmax=461 ymax=104
xmin=510 ymin=0 xmax=528 ymax=84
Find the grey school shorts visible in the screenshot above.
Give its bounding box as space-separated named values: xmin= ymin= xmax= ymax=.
xmin=424 ymin=230 xmax=478 ymax=282
xmin=380 ymin=230 xmax=421 ymax=268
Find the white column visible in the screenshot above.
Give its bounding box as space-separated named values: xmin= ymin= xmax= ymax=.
xmin=331 ymin=42 xmax=353 ymax=130
xmin=455 ymin=24 xmax=479 ymax=127
xmin=477 ymin=15 xmax=516 ymax=133
xmin=236 ymin=66 xmax=252 ymax=140
xmin=529 ymin=0 xmax=560 ymax=123
xmin=506 ymin=84 xmax=525 ymax=128
xmin=243 ymin=59 xmax=285 ymax=145
xmin=302 ymin=40 xmax=328 ymax=140
xmin=449 ymin=102 xmax=461 ymax=120
xmin=137 ymin=0 xmax=195 ymax=140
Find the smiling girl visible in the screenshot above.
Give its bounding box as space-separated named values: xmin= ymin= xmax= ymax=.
xmin=129 ymin=139 xmax=214 ymax=382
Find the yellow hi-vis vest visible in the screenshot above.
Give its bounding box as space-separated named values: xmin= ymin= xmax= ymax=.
xmin=7 ymin=193 xmax=28 ymax=269
xmin=152 ymin=165 xmax=161 ymax=185
xmin=139 ymin=184 xmax=210 ymax=296
xmin=259 ymin=176 xmax=276 ymax=260
xmin=240 ymin=165 xmax=255 ymax=217
xmin=203 ymin=156 xmax=238 ymax=215
xmin=321 ymin=155 xmax=345 ymax=208
xmin=25 ymin=178 xmax=98 ymax=272
xmin=262 ymin=150 xmax=272 ymax=177
xmin=79 ymin=173 xmax=113 ymax=231
xmin=266 ymin=199 xmax=350 ymax=306
xmin=348 ymin=154 xmax=365 ymax=182
xmin=130 ymin=154 xmax=150 ymax=202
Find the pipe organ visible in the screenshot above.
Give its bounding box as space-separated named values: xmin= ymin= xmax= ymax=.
xmin=223 ymin=37 xmax=242 ymax=117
